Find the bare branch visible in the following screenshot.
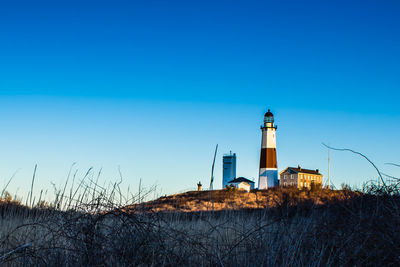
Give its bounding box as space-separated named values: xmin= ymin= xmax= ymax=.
xmin=385 ymin=163 xmax=400 ymax=168
xmin=0 ymin=243 xmax=31 ymax=262
xmin=322 ymin=143 xmax=387 ymax=190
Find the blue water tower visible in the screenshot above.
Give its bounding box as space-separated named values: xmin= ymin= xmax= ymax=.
xmin=222 ymin=152 xmax=236 ymax=189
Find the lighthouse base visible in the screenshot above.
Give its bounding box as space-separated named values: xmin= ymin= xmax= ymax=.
xmin=258 ymin=169 xmax=278 ymax=189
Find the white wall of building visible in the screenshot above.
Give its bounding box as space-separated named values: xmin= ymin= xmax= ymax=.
xmin=230 ymin=182 xmax=250 ymax=192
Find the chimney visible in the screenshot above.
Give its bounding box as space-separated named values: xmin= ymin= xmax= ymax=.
xmin=298 ymin=165 xmax=301 ymax=171
xmin=197 ymin=181 xmax=202 ymax=191
xmin=316 ymin=169 xmax=319 ymax=173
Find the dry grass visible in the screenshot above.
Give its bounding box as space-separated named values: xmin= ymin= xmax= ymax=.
xmin=136 ymin=186 xmax=358 ymax=212
xmin=0 ymin=182 xmax=399 ymax=266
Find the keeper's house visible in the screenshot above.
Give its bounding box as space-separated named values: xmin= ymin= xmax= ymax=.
xmin=280 ymin=166 xmax=323 ymax=189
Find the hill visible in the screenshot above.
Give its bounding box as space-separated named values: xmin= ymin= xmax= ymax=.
xmin=130 ymin=187 xmax=358 ymax=212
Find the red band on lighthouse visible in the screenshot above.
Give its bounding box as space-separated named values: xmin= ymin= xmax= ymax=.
xmin=259 ymin=148 xmax=277 ymax=169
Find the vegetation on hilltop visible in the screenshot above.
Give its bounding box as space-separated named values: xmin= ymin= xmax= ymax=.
xmin=132 ymin=186 xmax=359 ymax=212
xmin=1 ymin=181 xmax=400 ymax=266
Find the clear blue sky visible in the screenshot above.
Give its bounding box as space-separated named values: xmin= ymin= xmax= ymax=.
xmin=0 ymin=0 xmax=399 ymax=200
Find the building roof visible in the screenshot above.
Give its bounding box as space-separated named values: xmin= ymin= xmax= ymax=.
xmin=281 ymin=166 xmax=322 ymax=175
xmin=264 ymin=109 xmax=273 ymax=117
xmin=228 ymin=177 xmax=255 ymax=184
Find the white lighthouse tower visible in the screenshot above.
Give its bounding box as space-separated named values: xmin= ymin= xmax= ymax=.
xmin=258 ymin=109 xmax=278 ymax=189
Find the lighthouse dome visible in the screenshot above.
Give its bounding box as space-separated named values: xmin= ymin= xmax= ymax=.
xmin=264 ymin=109 xmax=273 ymax=117
xmin=264 ymin=109 xmax=274 ymax=124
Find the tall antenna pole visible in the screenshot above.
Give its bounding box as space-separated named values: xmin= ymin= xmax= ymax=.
xmin=210 ymin=144 xmax=218 ymax=190
xmin=327 ymin=144 xmax=330 ymax=189
xmin=209 ymin=144 xmax=218 ymax=213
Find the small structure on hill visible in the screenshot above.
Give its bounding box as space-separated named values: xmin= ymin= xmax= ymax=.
xmin=197 ymin=181 xmax=202 ymax=191
xmin=280 ymin=166 xmax=323 ymax=189
xmin=227 ymin=177 xmax=255 ymax=192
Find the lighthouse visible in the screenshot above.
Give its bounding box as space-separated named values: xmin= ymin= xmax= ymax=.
xmin=258 ymin=109 xmax=278 ymax=189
